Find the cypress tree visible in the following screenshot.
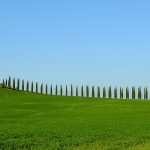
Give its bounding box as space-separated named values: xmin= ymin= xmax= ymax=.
xmin=45 ymin=84 xmax=48 ymax=95
xmin=145 ymin=87 xmax=148 ymax=100
xmin=132 ymin=87 xmax=135 ymax=99
xmin=81 ymin=86 xmax=84 ymax=97
xmin=66 ymin=85 xmax=68 ymax=96
xmin=97 ymin=86 xmax=100 ymax=98
xmin=60 ymin=85 xmax=63 ymax=96
xmin=55 ymin=85 xmax=58 ymax=96
xmin=92 ymin=86 xmax=95 ymax=97
xmin=144 ymin=87 xmax=146 ymax=100
xmin=36 ymin=82 xmax=38 ymax=93
xmin=120 ymin=87 xmax=123 ymax=99
xmin=50 ymin=85 xmax=53 ymax=95
xmin=126 ymin=87 xmax=129 ymax=99
xmin=31 ymin=82 xmax=34 ymax=93
xmin=6 ymin=79 xmax=7 ymax=86
xmin=138 ymin=87 xmax=142 ymax=100
xmin=22 ymin=80 xmax=24 ymax=91
xmin=86 ymin=86 xmax=89 ymax=97
xmin=17 ymin=79 xmax=20 ymax=90
xmin=120 ymin=87 xmax=121 ymax=99
xmin=71 ymin=84 xmax=73 ymax=96
xmin=108 ymin=86 xmax=112 ymax=98
xmin=13 ymin=78 xmax=15 ymax=90
xmin=26 ymin=81 xmax=29 ymax=92
xmin=76 ymin=86 xmax=78 ymax=97
xmin=3 ymin=79 xmax=5 ymax=85
xmin=103 ymin=87 xmax=106 ymax=98
xmin=8 ymin=76 xmax=11 ymax=88
xmin=41 ymin=83 xmax=43 ymax=94
xmin=114 ymin=87 xmax=117 ymax=99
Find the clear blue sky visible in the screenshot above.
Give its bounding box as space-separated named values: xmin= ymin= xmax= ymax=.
xmin=0 ymin=0 xmax=150 ymax=88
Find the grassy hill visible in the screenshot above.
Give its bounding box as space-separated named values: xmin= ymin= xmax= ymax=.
xmin=0 ymin=88 xmax=150 ymax=150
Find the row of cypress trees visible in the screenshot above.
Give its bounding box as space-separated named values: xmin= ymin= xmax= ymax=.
xmin=2 ymin=77 xmax=149 ymax=100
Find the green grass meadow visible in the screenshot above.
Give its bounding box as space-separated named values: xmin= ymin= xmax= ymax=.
xmin=1 ymin=88 xmax=150 ymax=149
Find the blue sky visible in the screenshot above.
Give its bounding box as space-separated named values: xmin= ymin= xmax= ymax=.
xmin=0 ymin=0 xmax=150 ymax=88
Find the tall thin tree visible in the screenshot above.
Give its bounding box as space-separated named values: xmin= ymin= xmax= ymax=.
xmin=31 ymin=81 xmax=34 ymax=93
xmin=36 ymin=82 xmax=38 ymax=93
xmin=103 ymin=87 xmax=106 ymax=98
xmin=92 ymin=86 xmax=95 ymax=97
xmin=45 ymin=84 xmax=48 ymax=95
xmin=114 ymin=87 xmax=117 ymax=99
xmin=22 ymin=80 xmax=24 ymax=91
xmin=86 ymin=86 xmax=89 ymax=97
xmin=41 ymin=83 xmax=43 ymax=94
xmin=60 ymin=85 xmax=63 ymax=96
xmin=66 ymin=85 xmax=68 ymax=96
xmin=126 ymin=87 xmax=129 ymax=99
xmin=26 ymin=81 xmax=29 ymax=92
xmin=6 ymin=79 xmax=7 ymax=86
xmin=3 ymin=79 xmax=5 ymax=85
xmin=81 ymin=86 xmax=84 ymax=97
xmin=138 ymin=87 xmax=142 ymax=100
xmin=97 ymin=86 xmax=100 ymax=98
xmin=76 ymin=86 xmax=78 ymax=97
xmin=8 ymin=76 xmax=11 ymax=88
xmin=50 ymin=85 xmax=53 ymax=95
xmin=13 ymin=78 xmax=15 ymax=90
xmin=71 ymin=84 xmax=73 ymax=96
xmin=55 ymin=85 xmax=58 ymax=96
xmin=17 ymin=79 xmax=20 ymax=90
xmin=108 ymin=86 xmax=112 ymax=98
xmin=132 ymin=86 xmax=135 ymax=99
xmin=145 ymin=87 xmax=148 ymax=100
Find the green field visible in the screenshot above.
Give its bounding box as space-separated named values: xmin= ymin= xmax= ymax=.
xmin=1 ymin=88 xmax=150 ymax=150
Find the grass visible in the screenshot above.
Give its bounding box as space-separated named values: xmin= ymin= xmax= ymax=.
xmin=0 ymin=88 xmax=150 ymax=149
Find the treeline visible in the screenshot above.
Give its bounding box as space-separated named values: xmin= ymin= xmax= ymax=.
xmin=1 ymin=76 xmax=149 ymax=100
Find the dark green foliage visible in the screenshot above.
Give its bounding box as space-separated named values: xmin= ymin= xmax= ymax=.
xmin=55 ymin=85 xmax=58 ymax=96
xmin=92 ymin=86 xmax=95 ymax=98
xmin=86 ymin=86 xmax=89 ymax=97
xmin=103 ymin=87 xmax=106 ymax=98
xmin=81 ymin=86 xmax=84 ymax=97
xmin=144 ymin=87 xmax=146 ymax=100
xmin=144 ymin=87 xmax=148 ymax=100
xmin=60 ymin=85 xmax=62 ymax=96
xmin=114 ymin=87 xmax=117 ymax=99
xmin=36 ymin=82 xmax=38 ymax=93
xmin=71 ymin=85 xmax=73 ymax=96
xmin=126 ymin=87 xmax=129 ymax=99
xmin=41 ymin=83 xmax=43 ymax=94
xmin=66 ymin=85 xmax=68 ymax=96
xmin=146 ymin=87 xmax=148 ymax=100
xmin=138 ymin=87 xmax=142 ymax=100
xmin=6 ymin=79 xmax=7 ymax=86
xmin=17 ymin=79 xmax=20 ymax=90
xmin=108 ymin=86 xmax=112 ymax=98
xmin=26 ymin=81 xmax=29 ymax=92
xmin=3 ymin=79 xmax=5 ymax=85
xmin=97 ymin=86 xmax=100 ymax=98
xmin=45 ymin=84 xmax=48 ymax=95
xmin=76 ymin=86 xmax=78 ymax=97
xmin=8 ymin=76 xmax=11 ymax=87
xmin=132 ymin=87 xmax=135 ymax=99
xmin=120 ymin=87 xmax=123 ymax=99
xmin=31 ymin=82 xmax=34 ymax=93
xmin=13 ymin=78 xmax=15 ymax=90
xmin=22 ymin=80 xmax=24 ymax=91
xmin=50 ymin=85 xmax=53 ymax=95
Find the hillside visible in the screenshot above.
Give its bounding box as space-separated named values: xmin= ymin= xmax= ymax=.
xmin=0 ymin=88 xmax=150 ymax=150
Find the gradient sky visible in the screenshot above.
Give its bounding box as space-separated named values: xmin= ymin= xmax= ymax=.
xmin=0 ymin=0 xmax=150 ymax=88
